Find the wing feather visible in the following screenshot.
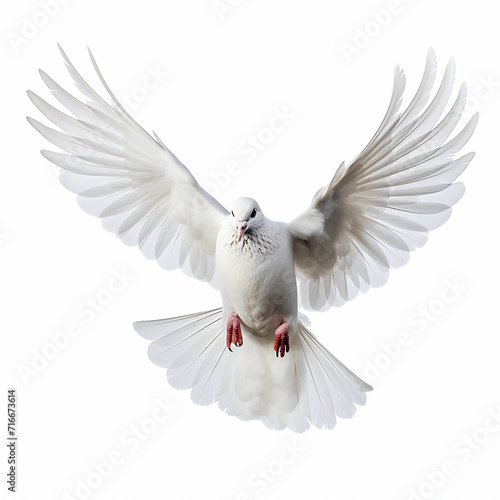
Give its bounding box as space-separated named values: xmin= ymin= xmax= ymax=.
xmin=28 ymin=47 xmax=228 ymax=286
xmin=289 ymin=50 xmax=477 ymax=310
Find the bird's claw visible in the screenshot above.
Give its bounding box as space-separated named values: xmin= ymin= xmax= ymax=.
xmin=226 ymin=313 xmax=243 ymax=352
xmin=274 ymin=322 xmax=290 ymax=358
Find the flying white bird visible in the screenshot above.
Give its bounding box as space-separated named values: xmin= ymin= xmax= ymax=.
xmin=28 ymin=46 xmax=477 ymax=432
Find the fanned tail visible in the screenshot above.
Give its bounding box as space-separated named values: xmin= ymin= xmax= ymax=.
xmin=135 ymin=312 xmax=372 ymax=432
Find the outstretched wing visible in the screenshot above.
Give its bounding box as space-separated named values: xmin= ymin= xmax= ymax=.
xmin=28 ymin=46 xmax=228 ymax=286
xmin=288 ymin=49 xmax=477 ymax=311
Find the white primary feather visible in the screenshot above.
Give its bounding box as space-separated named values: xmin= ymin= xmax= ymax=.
xmin=28 ymin=44 xmax=227 ymax=286
xmin=289 ymin=49 xmax=477 ymax=311
xmin=29 ymin=47 xmax=476 ymax=432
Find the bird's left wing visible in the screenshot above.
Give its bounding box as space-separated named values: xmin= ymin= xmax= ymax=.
xmin=288 ymin=50 xmax=477 ymax=311
xmin=28 ymin=46 xmax=228 ymax=286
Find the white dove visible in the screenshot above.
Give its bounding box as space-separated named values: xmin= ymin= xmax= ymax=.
xmin=28 ymin=46 xmax=477 ymax=432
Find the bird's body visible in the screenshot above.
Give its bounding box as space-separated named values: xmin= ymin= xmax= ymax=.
xmin=216 ymin=199 xmax=297 ymax=342
xmin=28 ymin=46 xmax=477 ymax=431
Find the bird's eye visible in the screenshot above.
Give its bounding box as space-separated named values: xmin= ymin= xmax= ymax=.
xmin=250 ymin=208 xmax=257 ymax=218
xmin=231 ymin=211 xmax=235 ymax=217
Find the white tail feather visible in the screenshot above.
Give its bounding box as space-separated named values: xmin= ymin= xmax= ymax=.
xmin=134 ymin=311 xmax=372 ymax=432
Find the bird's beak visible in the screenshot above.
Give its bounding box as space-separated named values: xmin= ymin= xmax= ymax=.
xmin=237 ymin=221 xmax=248 ymax=242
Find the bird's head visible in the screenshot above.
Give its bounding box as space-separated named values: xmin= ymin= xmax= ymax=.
xmin=230 ymin=197 xmax=264 ymax=242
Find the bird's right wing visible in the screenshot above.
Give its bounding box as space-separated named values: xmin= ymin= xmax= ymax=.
xmin=28 ymin=46 xmax=228 ymax=286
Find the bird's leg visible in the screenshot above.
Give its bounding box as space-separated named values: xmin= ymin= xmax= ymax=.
xmin=226 ymin=312 xmax=243 ymax=352
xmin=274 ymin=321 xmax=290 ymax=358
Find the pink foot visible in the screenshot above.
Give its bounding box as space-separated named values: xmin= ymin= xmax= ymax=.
xmin=274 ymin=322 xmax=290 ymax=358
xmin=226 ymin=312 xmax=243 ymax=352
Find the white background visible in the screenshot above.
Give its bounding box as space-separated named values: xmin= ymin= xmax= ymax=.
xmin=2 ymin=1 xmax=499 ymax=499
